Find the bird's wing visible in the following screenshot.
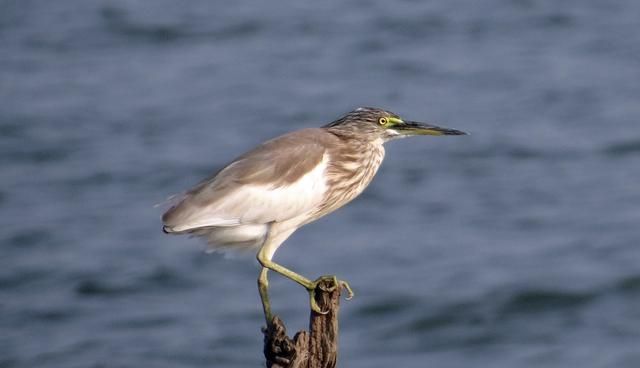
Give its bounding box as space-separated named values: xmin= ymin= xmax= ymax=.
xmin=162 ymin=129 xmax=334 ymax=232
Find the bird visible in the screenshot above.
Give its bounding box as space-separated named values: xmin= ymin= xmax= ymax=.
xmin=162 ymin=107 xmax=467 ymax=324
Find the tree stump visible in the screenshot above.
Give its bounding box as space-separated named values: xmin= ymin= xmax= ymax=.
xmin=263 ymin=279 xmax=341 ymax=368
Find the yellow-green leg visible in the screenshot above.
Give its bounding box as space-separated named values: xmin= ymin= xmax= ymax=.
xmin=258 ymin=267 xmax=272 ymax=323
xmin=257 ymin=248 xmax=354 ymax=321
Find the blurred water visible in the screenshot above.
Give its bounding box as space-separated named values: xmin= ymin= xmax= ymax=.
xmin=1 ymin=1 xmax=640 ymax=367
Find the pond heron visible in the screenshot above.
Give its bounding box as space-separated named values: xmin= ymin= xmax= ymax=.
xmin=162 ymin=107 xmax=467 ymax=323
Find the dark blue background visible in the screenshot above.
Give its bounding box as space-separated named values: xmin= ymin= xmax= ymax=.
xmin=2 ymin=1 xmax=639 ymax=367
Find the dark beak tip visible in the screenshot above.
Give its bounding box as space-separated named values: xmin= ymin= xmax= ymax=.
xmin=445 ymin=129 xmax=468 ymax=136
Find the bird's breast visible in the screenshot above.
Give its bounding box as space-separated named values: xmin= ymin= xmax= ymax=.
xmin=308 ymin=142 xmax=385 ymax=222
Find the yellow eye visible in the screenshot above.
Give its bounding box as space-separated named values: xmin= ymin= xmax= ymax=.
xmin=378 ymin=117 xmax=388 ymax=125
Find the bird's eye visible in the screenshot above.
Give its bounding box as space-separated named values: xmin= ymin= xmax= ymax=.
xmin=378 ymin=117 xmax=388 ymax=125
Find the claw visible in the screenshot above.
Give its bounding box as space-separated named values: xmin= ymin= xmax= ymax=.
xmin=306 ymin=275 xmax=355 ymax=314
xmin=340 ymin=280 xmax=354 ymax=300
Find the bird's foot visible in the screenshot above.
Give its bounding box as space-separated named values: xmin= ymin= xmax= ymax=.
xmin=306 ymin=275 xmax=354 ymax=314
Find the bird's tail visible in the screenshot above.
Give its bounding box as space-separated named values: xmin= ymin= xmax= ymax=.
xmin=162 ymin=225 xmax=183 ymax=234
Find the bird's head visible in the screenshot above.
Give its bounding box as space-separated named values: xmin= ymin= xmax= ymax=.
xmin=324 ymin=107 xmax=467 ymax=143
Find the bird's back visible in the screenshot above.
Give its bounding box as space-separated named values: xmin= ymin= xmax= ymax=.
xmin=162 ymin=128 xmax=340 ymax=233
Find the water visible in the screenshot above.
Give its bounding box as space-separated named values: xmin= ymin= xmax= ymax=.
xmin=2 ymin=1 xmax=639 ymax=367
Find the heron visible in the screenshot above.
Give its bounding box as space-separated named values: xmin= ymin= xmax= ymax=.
xmin=162 ymin=107 xmax=466 ymax=324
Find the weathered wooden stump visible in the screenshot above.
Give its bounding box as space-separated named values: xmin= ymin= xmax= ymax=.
xmin=263 ymin=279 xmax=341 ymax=368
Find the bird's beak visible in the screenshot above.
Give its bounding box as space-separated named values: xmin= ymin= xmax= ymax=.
xmin=397 ymin=121 xmax=468 ymax=136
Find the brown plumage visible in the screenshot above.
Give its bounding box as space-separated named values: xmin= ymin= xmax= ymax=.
xmin=161 ymin=107 xmax=466 ymax=322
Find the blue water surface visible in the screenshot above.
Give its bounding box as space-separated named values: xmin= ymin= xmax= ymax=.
xmin=1 ymin=1 xmax=639 ymax=367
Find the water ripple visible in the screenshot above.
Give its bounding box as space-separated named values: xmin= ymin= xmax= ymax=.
xmin=6 ymin=228 xmax=50 ymax=248
xmin=499 ymin=289 xmax=596 ymax=316
xmin=390 ymin=275 xmax=640 ymax=340
xmin=614 ymin=275 xmax=640 ymax=293
xmin=602 ymin=139 xmax=640 ymax=157
xmin=73 ymin=266 xmax=197 ymax=298
xmin=100 ymin=6 xmax=264 ymax=43
xmin=74 ymin=279 xmax=139 ymax=297
xmin=109 ymin=315 xmax=179 ymax=330
xmin=0 ymin=269 xmax=49 ymax=291
xmin=20 ymin=307 xmax=81 ymax=324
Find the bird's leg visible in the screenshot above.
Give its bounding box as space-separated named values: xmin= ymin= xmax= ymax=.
xmin=258 ymin=267 xmax=272 ymax=324
xmin=257 ymin=249 xmax=354 ymax=315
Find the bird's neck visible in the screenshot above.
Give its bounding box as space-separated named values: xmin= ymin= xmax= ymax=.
xmin=308 ymin=137 xmax=385 ymax=220
xmin=324 ymin=126 xmax=384 ymax=145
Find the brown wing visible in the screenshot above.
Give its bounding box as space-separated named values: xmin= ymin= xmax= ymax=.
xmin=162 ymin=128 xmax=338 ymax=232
